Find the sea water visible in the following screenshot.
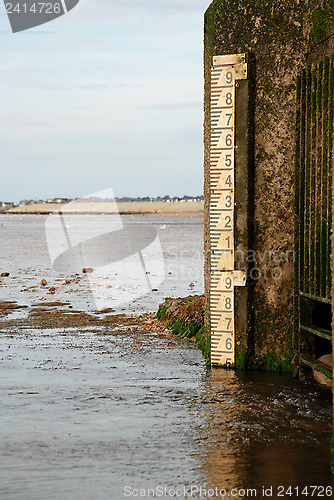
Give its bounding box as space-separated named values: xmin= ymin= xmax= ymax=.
xmin=0 ymin=214 xmax=332 ymax=499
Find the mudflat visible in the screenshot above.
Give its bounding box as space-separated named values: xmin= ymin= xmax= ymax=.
xmin=7 ymin=200 xmax=204 ymax=215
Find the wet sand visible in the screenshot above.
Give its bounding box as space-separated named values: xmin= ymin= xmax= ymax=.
xmin=0 ymin=214 xmax=204 ymax=314
xmin=0 ymin=300 xmax=167 ymax=332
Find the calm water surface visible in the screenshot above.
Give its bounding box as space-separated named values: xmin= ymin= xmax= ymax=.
xmin=0 ymin=327 xmax=332 ymax=499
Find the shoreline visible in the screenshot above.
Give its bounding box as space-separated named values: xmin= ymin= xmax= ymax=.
xmin=0 ymin=295 xmax=207 ymax=360
xmin=4 ymin=200 xmax=204 ymax=216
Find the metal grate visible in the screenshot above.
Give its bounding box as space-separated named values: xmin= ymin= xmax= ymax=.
xmin=295 ymin=55 xmax=334 ymax=373
xmin=296 ymin=57 xmax=334 ymax=305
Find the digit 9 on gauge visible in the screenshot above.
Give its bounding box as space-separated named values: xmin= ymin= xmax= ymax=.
xmin=219 ymin=272 xmax=234 ymax=291
xmin=225 ymin=70 xmax=234 ymax=85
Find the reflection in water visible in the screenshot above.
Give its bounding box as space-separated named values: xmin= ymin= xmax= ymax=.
xmin=0 ymin=327 xmax=332 ymax=499
xmin=196 ymin=370 xmax=333 ymax=496
xmin=1 ymin=214 xmax=332 ymax=498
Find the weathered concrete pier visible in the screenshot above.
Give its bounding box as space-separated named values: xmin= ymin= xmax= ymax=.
xmin=204 ymin=0 xmax=334 ymax=372
xmin=203 ymin=0 xmax=334 ymax=466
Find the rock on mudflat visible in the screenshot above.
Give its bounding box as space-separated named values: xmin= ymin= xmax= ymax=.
xmin=313 ymin=370 xmax=332 ymax=388
xmin=318 ymin=354 xmax=332 ymax=369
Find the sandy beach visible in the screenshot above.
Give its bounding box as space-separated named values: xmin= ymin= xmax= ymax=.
xmin=6 ymin=200 xmax=204 ymax=215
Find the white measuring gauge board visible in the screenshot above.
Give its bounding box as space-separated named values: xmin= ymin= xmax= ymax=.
xmin=210 ymin=54 xmax=247 ymax=367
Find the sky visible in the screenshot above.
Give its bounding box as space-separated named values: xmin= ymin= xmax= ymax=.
xmin=0 ymin=0 xmax=210 ymax=203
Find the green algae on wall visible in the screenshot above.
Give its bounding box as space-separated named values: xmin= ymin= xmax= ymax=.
xmin=311 ymin=6 xmax=334 ymax=41
xmin=156 ymin=296 xmax=293 ymax=372
xmin=156 ymin=296 xmax=211 ymax=363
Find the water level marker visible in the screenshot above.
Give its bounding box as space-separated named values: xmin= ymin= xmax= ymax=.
xmin=210 ymin=54 xmax=247 ymax=367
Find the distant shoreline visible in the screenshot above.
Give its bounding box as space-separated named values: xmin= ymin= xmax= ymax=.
xmin=5 ymin=200 xmax=204 ymax=216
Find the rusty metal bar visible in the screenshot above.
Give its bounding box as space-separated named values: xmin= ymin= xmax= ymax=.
xmin=299 ymin=71 xmax=306 ymax=293
xmin=320 ymin=58 xmax=329 ymax=298
xmin=309 ymin=65 xmax=317 ymax=296
xmin=298 ymin=59 xmax=333 ymax=303
xmin=314 ymin=61 xmax=322 ymax=297
xmin=303 ymin=66 xmax=312 ymax=294
xmin=326 ymin=56 xmax=334 ymax=298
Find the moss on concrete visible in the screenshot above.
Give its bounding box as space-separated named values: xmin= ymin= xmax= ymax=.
xmin=156 ymin=305 xmax=167 ymax=321
xmin=157 ymin=295 xmax=211 ymax=363
xmin=311 ymin=7 xmax=334 ymax=41
xmin=331 ymin=432 xmax=334 ymax=472
xmin=263 ymin=352 xmax=293 ymax=373
xmin=157 ymin=295 xmax=297 ymax=371
xmin=235 ymin=349 xmax=247 ymax=370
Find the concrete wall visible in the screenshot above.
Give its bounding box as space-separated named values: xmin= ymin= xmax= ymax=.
xmin=204 ymin=0 xmax=334 ymax=370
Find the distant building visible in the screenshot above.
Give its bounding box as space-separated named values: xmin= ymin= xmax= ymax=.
xmin=46 ymin=198 xmax=72 ymax=204
xmin=0 ymin=202 xmax=14 ymax=208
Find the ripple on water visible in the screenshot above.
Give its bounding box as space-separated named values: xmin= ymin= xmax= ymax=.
xmin=0 ymin=328 xmax=332 ymax=499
